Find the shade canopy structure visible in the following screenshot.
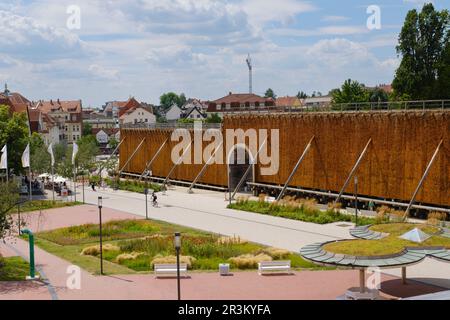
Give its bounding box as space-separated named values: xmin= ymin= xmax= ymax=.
xmin=300 ymin=225 xmax=450 ymax=296
xmin=38 ymin=173 xmax=51 ymax=178
xmin=53 ymin=176 xmax=66 ymax=183
xmin=399 ymin=228 xmax=431 ymax=243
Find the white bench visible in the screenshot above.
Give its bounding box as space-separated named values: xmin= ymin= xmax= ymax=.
xmin=154 ymin=264 xmax=188 ymax=278
xmin=258 ymin=261 xmax=291 ymax=275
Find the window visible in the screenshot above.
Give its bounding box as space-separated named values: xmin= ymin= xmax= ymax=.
xmin=197 ymin=114 xmax=201 ymax=118
xmin=226 ymin=103 xmax=231 ymax=110
xmin=145 ymin=119 xmax=148 ymax=122
xmin=217 ymin=104 xmax=222 ymax=110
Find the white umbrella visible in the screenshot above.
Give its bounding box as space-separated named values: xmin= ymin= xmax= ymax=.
xmin=54 ymin=176 xmax=66 ymax=183
xmin=39 ymin=173 xmax=50 ymax=178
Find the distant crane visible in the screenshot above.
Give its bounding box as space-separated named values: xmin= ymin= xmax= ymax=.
xmin=246 ymin=54 xmax=252 ymax=94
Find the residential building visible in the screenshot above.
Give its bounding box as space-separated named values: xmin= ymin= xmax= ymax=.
xmin=183 ymin=104 xmax=207 ymax=120
xmin=32 ymin=99 xmax=83 ymax=144
xmin=303 ymin=96 xmax=332 ymax=108
xmin=207 ymin=92 xmax=276 ymax=117
xmin=276 ymin=96 xmax=303 ymax=109
xmin=165 ymin=104 xmax=184 ymax=122
xmin=120 ymin=104 xmax=156 ymax=125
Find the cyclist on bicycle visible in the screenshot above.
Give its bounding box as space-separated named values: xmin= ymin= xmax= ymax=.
xmin=152 ymin=191 xmax=158 ymax=206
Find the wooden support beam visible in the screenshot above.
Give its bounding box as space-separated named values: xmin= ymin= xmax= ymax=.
xmin=163 ymin=139 xmax=193 ymax=185
xmin=118 ymin=138 xmax=146 ymax=176
xmin=188 ymin=141 xmax=223 ymax=193
xmin=139 ymin=138 xmax=169 ymax=181
xmin=404 ymin=139 xmax=443 ymax=219
xmin=276 ymin=136 xmax=315 ymax=201
xmin=334 ymin=139 xmax=372 ymax=204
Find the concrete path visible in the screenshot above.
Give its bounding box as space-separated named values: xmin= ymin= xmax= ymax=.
xmin=1 ymin=206 xmax=445 ymax=300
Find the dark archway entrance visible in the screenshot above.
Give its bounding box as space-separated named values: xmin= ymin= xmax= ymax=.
xmin=228 ymin=145 xmax=254 ymax=193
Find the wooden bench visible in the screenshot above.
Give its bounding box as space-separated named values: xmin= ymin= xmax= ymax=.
xmin=258 ymin=261 xmax=291 ymax=275
xmin=154 ymin=264 xmax=188 ymax=278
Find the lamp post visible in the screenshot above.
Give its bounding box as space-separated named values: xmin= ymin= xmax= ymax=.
xmin=144 ymin=188 xmax=149 ymax=220
xmin=98 ymin=196 xmax=104 ymax=275
xmin=174 ymin=232 xmax=181 ymax=300
xmin=354 ymin=176 xmax=358 ymax=226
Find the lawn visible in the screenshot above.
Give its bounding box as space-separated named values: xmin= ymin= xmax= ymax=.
xmin=34 ymin=218 xmax=326 ymax=275
xmin=104 ymin=178 xmax=161 ymax=194
xmin=10 ymin=200 xmax=81 ymax=214
xmin=323 ymin=223 xmax=450 ymax=256
xmin=228 ymin=198 xmax=376 ymax=226
xmin=0 ymin=256 xmax=30 ymax=281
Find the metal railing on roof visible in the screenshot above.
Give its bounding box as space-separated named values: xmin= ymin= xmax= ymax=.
xmin=120 ymin=122 xmax=222 ymax=130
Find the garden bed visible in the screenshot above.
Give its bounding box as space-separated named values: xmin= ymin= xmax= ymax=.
xmin=34 ymin=219 xmax=326 ymax=275
xmin=104 ymin=178 xmax=161 ymax=193
xmin=0 ymin=256 xmax=30 ymax=281
xmin=228 ymin=198 xmax=375 ymax=226
xmin=323 ymin=223 xmax=450 ymax=256
xmin=9 ymin=200 xmax=81 ymax=214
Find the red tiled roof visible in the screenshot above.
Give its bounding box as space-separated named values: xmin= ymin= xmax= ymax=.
xmin=35 ymin=99 xmax=82 ymax=114
xmin=118 ymin=97 xmax=141 ymax=117
xmin=207 ymin=93 xmax=275 ymax=112
xmin=276 ymin=96 xmax=302 ymax=107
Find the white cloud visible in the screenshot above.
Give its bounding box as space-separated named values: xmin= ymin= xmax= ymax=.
xmin=321 ymin=15 xmax=350 ymax=22
xmin=88 ymin=64 xmax=119 ymax=80
xmin=269 ymin=25 xmax=369 ymax=37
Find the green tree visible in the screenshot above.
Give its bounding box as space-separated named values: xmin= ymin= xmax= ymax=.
xmin=160 ymin=92 xmax=182 ymax=111
xmin=368 ymin=88 xmax=389 ymax=103
xmin=297 ymin=91 xmax=308 ymax=99
xmin=264 ymin=88 xmax=276 ymax=99
xmin=179 ymin=93 xmax=187 ymax=107
xmin=205 ymin=113 xmax=222 ymax=124
xmin=82 ymin=122 xmax=92 ymax=136
xmin=0 ymin=182 xmax=20 ymax=240
xmin=437 ymin=39 xmax=450 ymax=99
xmin=109 ymin=136 xmax=119 ymax=150
xmin=76 ymin=135 xmax=100 ymax=173
xmin=30 ymin=133 xmax=51 ymax=174
xmin=332 ymin=79 xmax=369 ymax=104
xmin=0 ymin=105 xmax=29 ymax=176
xmin=392 ymin=3 xmax=449 ymax=99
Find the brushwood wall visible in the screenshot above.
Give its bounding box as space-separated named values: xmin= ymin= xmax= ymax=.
xmin=120 ymin=110 xmax=450 ymax=207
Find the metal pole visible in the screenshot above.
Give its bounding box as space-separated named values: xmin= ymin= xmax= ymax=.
xmin=17 ymin=202 xmax=21 ymax=235
xmin=99 ymin=206 xmax=103 ymax=275
xmin=402 ymin=267 xmax=407 ymax=285
xmin=188 ymin=141 xmax=223 ymax=193
xmin=277 ymin=136 xmax=315 ymax=201
xmin=73 ymin=167 xmax=77 ymax=203
xmin=29 ymin=167 xmax=32 ymax=201
xmin=139 ymin=138 xmax=169 ymax=181
xmin=51 ymin=165 xmax=55 ymax=202
xmin=231 ymin=139 xmax=267 ymax=200
xmin=334 ymin=139 xmax=372 ymax=204
xmin=118 ymin=138 xmax=146 ymax=176
xmin=359 ymin=269 xmax=365 ymax=293
xmin=176 ymin=247 xmax=181 ymax=300
xmin=145 ymin=191 xmax=148 ymax=220
xmin=404 ymin=139 xmax=443 ymax=219
xmin=82 ymin=175 xmax=85 ymax=203
xmin=354 ymin=176 xmax=358 ymax=226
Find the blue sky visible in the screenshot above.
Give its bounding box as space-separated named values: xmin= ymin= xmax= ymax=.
xmin=0 ymin=0 xmax=448 ymax=107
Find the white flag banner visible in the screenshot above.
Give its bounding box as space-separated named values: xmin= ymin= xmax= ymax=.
xmin=22 ymin=143 xmax=30 ymax=168
xmin=72 ymin=142 xmax=79 ymax=165
xmin=0 ymin=145 xmax=7 ymax=169
xmin=47 ymin=143 xmax=55 ymax=166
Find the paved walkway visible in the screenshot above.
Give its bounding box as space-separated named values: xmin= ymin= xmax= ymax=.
xmin=1 ymin=206 xmax=445 ymax=300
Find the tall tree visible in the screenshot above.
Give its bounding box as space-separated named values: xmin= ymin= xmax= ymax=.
xmin=297 ymin=91 xmax=308 ymax=99
xmin=437 ymin=39 xmax=450 ymax=99
xmin=0 ymin=105 xmax=29 ymax=176
xmin=392 ymin=3 xmax=449 ymax=99
xmin=160 ymin=92 xmax=182 ymax=111
xmin=30 ymin=132 xmax=51 ymax=174
xmin=264 ymin=88 xmax=276 ymax=99
xmin=0 ymin=182 xmax=20 ymax=241
xmin=332 ymin=79 xmax=369 ymax=104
